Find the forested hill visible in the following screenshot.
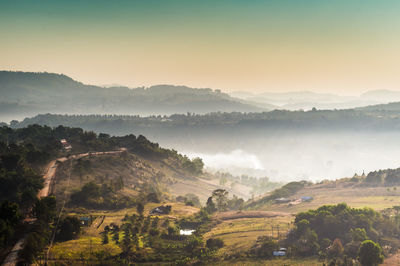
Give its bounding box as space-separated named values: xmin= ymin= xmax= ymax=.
xmin=0 ymin=71 xmax=264 ymax=121
xmin=0 ymin=124 xmax=204 ymax=214
xmin=0 ymin=124 xmax=205 ymax=262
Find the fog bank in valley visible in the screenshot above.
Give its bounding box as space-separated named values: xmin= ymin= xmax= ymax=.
xmin=11 ymin=112 xmax=400 ymax=182
xmin=183 ymin=132 xmax=400 ymax=182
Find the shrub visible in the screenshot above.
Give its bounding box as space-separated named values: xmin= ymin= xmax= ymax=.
xmin=206 ymin=238 xmax=224 ymax=250
xmin=358 ymin=240 xmax=384 ymax=266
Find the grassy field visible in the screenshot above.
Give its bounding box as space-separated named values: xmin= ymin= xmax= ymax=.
xmin=204 ymin=212 xmax=293 ymax=257
xmin=48 ymin=235 xmax=121 ymax=263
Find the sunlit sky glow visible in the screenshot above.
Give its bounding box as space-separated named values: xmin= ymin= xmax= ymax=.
xmin=1 ymin=0 xmax=400 ymax=94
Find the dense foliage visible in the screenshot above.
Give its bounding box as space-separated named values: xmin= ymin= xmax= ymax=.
xmin=69 ymin=181 xmax=134 ymax=210
xmin=56 ymin=216 xmax=81 ymax=241
xmin=20 ymin=196 xmax=57 ymax=264
xmin=365 ymin=168 xmax=400 ymax=186
xmin=0 ymin=139 xmax=46 ymax=253
xmin=287 ymin=203 xmax=395 ymax=264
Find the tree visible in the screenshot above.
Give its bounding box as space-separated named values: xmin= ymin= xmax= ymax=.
xmin=33 ymin=196 xmax=56 ymax=223
xmin=184 ymin=193 xmax=201 ymax=207
xmin=112 ymin=230 xmax=120 ymax=244
xmin=212 ymin=189 xmax=228 ymax=211
xmin=327 ymin=238 xmax=344 ymax=258
xmin=350 ymin=228 xmax=368 ymax=242
xmin=252 ymin=236 xmax=278 ymax=258
xmin=206 ymin=238 xmax=224 ymax=250
xmin=136 ymin=202 xmax=144 ymax=216
xmin=20 ymin=231 xmax=46 ymax=264
xmin=146 ymin=192 xmax=160 ymax=203
xmin=205 ymin=197 xmax=216 ymax=213
xmin=358 ymin=240 xmax=384 ymax=266
xmin=0 ymin=200 xmax=22 ymax=225
xmin=0 ymin=200 xmax=22 ymax=247
xmin=121 ymin=226 xmax=131 ymax=252
xmin=57 ymin=216 xmax=81 ymax=241
xmin=102 ymin=231 xmax=109 ymax=244
xmin=167 ymin=226 xmax=177 ymax=236
xmin=184 ymin=235 xmax=203 ymax=256
xmin=227 ymin=195 xmax=244 ymax=210
xmin=296 ymin=228 xmax=320 ymax=256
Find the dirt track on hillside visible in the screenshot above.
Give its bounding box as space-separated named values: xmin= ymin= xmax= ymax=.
xmin=2 ymin=148 xmax=126 ymax=266
xmin=215 ymin=210 xmax=291 ymax=220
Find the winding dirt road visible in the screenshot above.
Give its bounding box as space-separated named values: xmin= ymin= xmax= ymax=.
xmin=1 ymin=148 xmax=126 ymax=266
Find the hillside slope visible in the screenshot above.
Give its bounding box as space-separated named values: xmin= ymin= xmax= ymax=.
xmin=248 ymin=171 xmax=400 ymax=214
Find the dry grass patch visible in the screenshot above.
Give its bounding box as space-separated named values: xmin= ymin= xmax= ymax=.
xmin=204 ymin=215 xmax=293 ymax=257
xmin=48 ymin=236 xmax=121 ymax=262
xmin=215 ymin=257 xmax=321 ymax=265
xmin=216 ymin=210 xmax=290 ymax=220
xmin=258 ymin=183 xmax=400 ymax=213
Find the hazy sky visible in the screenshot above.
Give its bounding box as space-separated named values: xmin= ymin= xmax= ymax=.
xmin=1 ymin=0 xmax=400 ymax=94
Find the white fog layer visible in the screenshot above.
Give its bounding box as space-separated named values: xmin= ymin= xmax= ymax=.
xmin=184 ymin=132 xmax=400 ymax=182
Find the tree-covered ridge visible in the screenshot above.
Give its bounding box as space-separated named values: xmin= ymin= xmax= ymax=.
xmin=11 ymin=107 xmax=400 ymax=139
xmin=0 ymin=124 xmax=203 ymax=173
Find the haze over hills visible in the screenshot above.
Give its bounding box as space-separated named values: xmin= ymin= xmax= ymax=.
xmin=4 ymin=71 xmax=400 ymax=124
xmin=0 ymin=71 xmax=266 ymax=122
xmin=10 ymin=107 xmax=400 ymax=183
xmin=230 ymin=89 xmax=400 ymax=110
xmin=4 ymin=70 xmax=400 ymax=183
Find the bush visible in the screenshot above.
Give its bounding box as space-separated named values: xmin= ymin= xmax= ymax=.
xmin=251 ymin=236 xmax=278 ymax=258
xmin=56 ymin=216 xmax=81 ymax=241
xmin=206 ymin=238 xmax=224 ymax=250
xmin=358 ymin=240 xmax=384 ymax=266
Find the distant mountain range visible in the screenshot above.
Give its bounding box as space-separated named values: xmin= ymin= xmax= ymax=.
xmin=0 ymin=71 xmax=266 ymax=122
xmin=230 ymin=89 xmax=400 ymax=110
xmin=2 ymin=71 xmax=400 ymax=123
